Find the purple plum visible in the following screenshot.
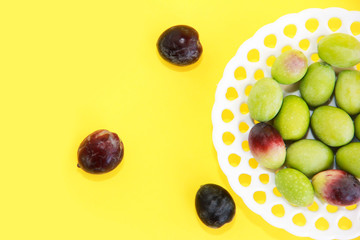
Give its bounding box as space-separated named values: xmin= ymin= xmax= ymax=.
xmin=312 ymin=169 xmax=360 ymax=206
xmin=248 ymin=122 xmax=286 ymax=169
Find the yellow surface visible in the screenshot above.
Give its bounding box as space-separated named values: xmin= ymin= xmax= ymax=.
xmin=0 ymin=1 xmax=359 ymax=239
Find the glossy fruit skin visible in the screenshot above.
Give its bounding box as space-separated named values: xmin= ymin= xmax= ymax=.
xmin=310 ymin=106 xmax=354 ymax=147
xmin=271 ymin=49 xmax=308 ymax=85
xmin=356 ymin=114 xmax=360 ymax=140
xmin=336 ymin=142 xmax=360 ymax=178
xmin=312 ymin=169 xmax=360 ymax=206
xmin=195 ymin=184 xmax=235 ymax=228
xmin=273 ymin=95 xmax=310 ymax=140
xmin=77 ymin=129 xmax=124 ymax=174
xmin=318 ymin=33 xmax=360 ymax=68
xmin=157 ymin=25 xmax=202 ymax=66
xmin=335 ymin=70 xmax=360 ymax=116
xmin=248 ymin=77 xmax=283 ymax=122
xmin=299 ymin=62 xmax=336 ymax=107
xmin=248 ymin=122 xmax=286 ymax=169
xmin=285 ymin=139 xmax=333 ymax=178
xmin=275 ymin=168 xmax=314 ymax=207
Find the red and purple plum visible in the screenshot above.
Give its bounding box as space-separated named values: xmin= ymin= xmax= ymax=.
xmin=157 ymin=25 xmax=202 ymax=66
xmin=77 ymin=129 xmax=124 ymax=174
xmin=248 ymin=122 xmax=286 ymax=169
xmin=312 ymin=169 xmax=360 ymax=206
xmin=271 ymin=49 xmax=308 ymax=85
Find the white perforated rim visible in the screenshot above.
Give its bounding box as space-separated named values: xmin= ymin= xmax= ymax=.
xmin=212 ymin=8 xmax=360 ymax=240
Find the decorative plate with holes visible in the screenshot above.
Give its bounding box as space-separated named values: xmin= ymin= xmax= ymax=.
xmin=211 ymin=8 xmax=360 ymax=240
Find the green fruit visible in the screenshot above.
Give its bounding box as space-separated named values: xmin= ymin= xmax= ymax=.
xmin=335 ymin=70 xmax=360 ymax=115
xmin=271 ymin=49 xmax=308 ymax=85
xmin=318 ymin=33 xmax=360 ymax=68
xmin=299 ymin=62 xmax=336 ymax=107
xmin=336 ymin=142 xmax=360 ymax=178
xmin=286 ymin=139 xmax=333 ymax=178
xmin=311 ymin=106 xmax=354 ymax=147
xmin=275 ymin=168 xmax=314 ymax=207
xmin=273 ymin=95 xmax=310 ymax=140
xmin=356 ymin=114 xmax=360 ymax=140
xmin=248 ymin=78 xmax=283 ymax=122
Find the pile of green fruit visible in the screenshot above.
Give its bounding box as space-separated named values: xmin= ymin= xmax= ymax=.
xmin=248 ymin=33 xmax=360 ymax=207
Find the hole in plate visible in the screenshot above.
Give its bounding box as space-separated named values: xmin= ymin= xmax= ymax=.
xmin=254 ymin=69 xmax=264 ymax=80
xmin=317 ymin=35 xmax=324 ymax=43
xmin=307 ymin=201 xmax=319 ymax=212
xmin=253 ymin=191 xmax=266 ymax=204
xmin=240 ymin=103 xmax=249 ymax=114
xmin=356 ymin=63 xmax=360 ymax=71
xmin=221 ymin=109 xmax=234 ymax=123
xmin=259 ymin=174 xmax=269 ymax=184
xmin=225 ymin=87 xmax=238 ymax=101
xmin=305 ymin=18 xmax=319 ymax=33
xmin=239 ymin=174 xmax=251 ymax=187
xmin=338 ymin=216 xmax=352 ymax=230
xmin=328 ymin=17 xmax=342 ymax=32
xmin=239 ymin=122 xmax=249 ymax=133
xmin=299 ymin=39 xmax=310 ymax=51
xmin=228 ymin=153 xmax=241 ymax=167
xmin=244 ymin=85 xmax=252 ymax=96
xmin=311 ymin=53 xmax=320 ymax=62
xmin=242 ymin=140 xmax=249 ymax=152
xmin=234 ymin=66 xmax=247 ymax=80
xmin=315 ymin=217 xmax=329 ymax=231
xmin=264 ymin=34 xmax=277 ymax=48
xmin=326 ymin=204 xmax=338 ymax=213
xmin=240 ymin=103 xmax=249 ymax=115
xmin=271 ymin=204 xmax=285 ymax=217
xmin=247 ymin=49 xmax=260 ymax=62
xmin=273 ymin=187 xmax=282 ymax=197
xmin=351 ymin=21 xmax=360 ymax=36
xmin=249 ymin=158 xmax=258 ymax=169
xmin=292 ymin=213 xmax=306 ymax=227
xmin=266 ymin=56 xmax=276 ymax=67
xmin=222 ymin=132 xmax=235 ymax=145
xmin=284 ymin=24 xmax=297 ymax=38
xmin=282 ymin=45 xmax=292 ymax=53
xmin=346 ymin=204 xmax=357 ymax=210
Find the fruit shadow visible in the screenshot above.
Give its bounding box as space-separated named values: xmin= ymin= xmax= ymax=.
xmin=156 ymin=50 xmax=203 ymax=72
xmin=76 ymin=157 xmax=125 ymax=181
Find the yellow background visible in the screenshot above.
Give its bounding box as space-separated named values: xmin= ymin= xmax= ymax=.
xmin=0 ymin=0 xmax=359 ymax=239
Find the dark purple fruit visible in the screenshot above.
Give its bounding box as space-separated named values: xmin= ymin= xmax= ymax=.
xmin=195 ymin=184 xmax=235 ymax=228
xmin=77 ymin=129 xmax=124 ymax=174
xmin=157 ymin=25 xmax=202 ymax=66
xmin=312 ymin=169 xmax=360 ymax=206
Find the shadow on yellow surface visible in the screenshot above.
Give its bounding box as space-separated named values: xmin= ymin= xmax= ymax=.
xmin=156 ymin=50 xmax=204 ymax=72
xmin=76 ymin=160 xmax=125 ymax=181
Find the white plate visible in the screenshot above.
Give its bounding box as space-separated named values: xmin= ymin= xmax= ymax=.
xmin=211 ymin=8 xmax=360 ymax=240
